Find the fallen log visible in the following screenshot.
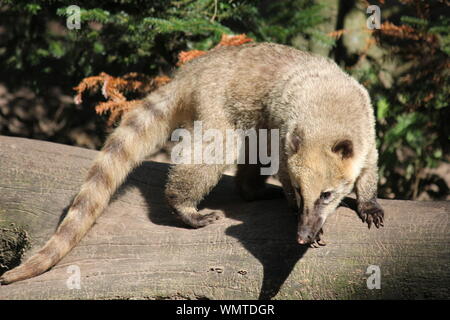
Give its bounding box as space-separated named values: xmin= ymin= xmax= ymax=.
xmin=0 ymin=135 xmax=449 ymax=299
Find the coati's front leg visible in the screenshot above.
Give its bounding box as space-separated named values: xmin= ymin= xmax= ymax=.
xmin=355 ymin=152 xmax=384 ymax=229
xmin=235 ymin=163 xmax=268 ymax=201
xmin=235 ymin=132 xmax=284 ymax=201
xmin=235 ymin=163 xmax=284 ymax=201
xmin=165 ymin=163 xmax=228 ymax=228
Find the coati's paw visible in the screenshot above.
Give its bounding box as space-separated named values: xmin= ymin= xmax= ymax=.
xmin=358 ymin=201 xmax=384 ymax=229
xmin=189 ymin=211 xmax=223 ymax=228
xmin=172 ymin=206 xmax=223 ymax=228
xmin=310 ymin=228 xmax=326 ymax=248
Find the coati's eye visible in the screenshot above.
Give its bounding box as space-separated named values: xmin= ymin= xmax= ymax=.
xmin=320 ymin=191 xmax=332 ymax=201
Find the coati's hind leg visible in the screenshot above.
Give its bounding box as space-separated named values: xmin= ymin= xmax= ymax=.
xmin=165 ymin=163 xmax=228 ymax=228
xmin=165 ymin=112 xmax=234 ymax=228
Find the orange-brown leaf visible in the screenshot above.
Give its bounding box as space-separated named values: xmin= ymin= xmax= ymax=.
xmin=215 ymin=34 xmax=253 ymax=47
xmin=327 ymin=29 xmax=347 ymax=40
xmin=379 ymin=21 xmax=419 ymax=40
xmin=95 ymin=100 xmax=142 ymax=126
xmin=73 ymin=73 xmax=110 ymax=104
xmin=177 ymin=50 xmax=207 ymax=66
xmin=153 ymin=75 xmax=171 ymax=87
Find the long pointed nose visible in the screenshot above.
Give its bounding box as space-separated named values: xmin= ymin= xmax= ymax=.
xmin=297 ymin=229 xmax=314 ymax=244
xmin=297 ymin=209 xmax=323 ymax=245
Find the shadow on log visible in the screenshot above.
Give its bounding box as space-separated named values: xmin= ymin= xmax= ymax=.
xmin=0 ymin=136 xmax=449 ymax=299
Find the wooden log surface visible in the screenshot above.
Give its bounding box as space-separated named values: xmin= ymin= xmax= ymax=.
xmin=0 ymin=135 xmax=449 ymax=299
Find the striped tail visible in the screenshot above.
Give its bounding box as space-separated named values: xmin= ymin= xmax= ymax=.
xmin=0 ymin=85 xmax=177 ymax=284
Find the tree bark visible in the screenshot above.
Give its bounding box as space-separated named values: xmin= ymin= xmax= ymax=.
xmin=0 ymin=135 xmax=449 ymax=300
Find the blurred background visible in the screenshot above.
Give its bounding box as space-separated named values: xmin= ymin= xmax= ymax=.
xmin=0 ymin=0 xmax=448 ymax=200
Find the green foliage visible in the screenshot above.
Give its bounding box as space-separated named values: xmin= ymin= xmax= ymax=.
xmin=0 ymin=0 xmax=329 ymax=92
xmin=350 ymin=1 xmax=449 ymax=199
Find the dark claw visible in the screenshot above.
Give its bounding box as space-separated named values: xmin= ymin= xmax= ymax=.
xmin=309 ymin=228 xmax=326 ymax=248
xmin=358 ymin=200 xmax=384 ymax=229
xmin=317 ymin=239 xmax=326 ymax=246
xmin=374 ymin=216 xmax=382 ymax=228
xmin=360 ymin=212 xmax=367 ymax=223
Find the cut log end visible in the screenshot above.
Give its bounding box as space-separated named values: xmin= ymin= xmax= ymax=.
xmin=0 ymin=226 xmax=30 ymax=275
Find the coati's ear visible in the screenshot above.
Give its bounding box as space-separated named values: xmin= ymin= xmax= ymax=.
xmin=287 ymin=127 xmax=303 ymax=154
xmin=332 ymin=139 xmax=353 ymax=159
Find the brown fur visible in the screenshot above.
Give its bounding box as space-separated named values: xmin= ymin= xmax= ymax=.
xmin=0 ymin=43 xmax=383 ymax=284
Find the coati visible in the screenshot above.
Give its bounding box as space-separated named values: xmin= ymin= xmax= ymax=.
xmin=0 ymin=42 xmax=384 ymax=285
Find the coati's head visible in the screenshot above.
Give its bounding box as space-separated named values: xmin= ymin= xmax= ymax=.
xmin=286 ymin=127 xmax=361 ymax=245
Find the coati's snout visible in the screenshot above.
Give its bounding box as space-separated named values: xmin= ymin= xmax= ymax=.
xmin=292 ymin=174 xmax=349 ymax=245
xmin=286 ymin=127 xmax=358 ymax=245
xmin=294 ymin=188 xmax=332 ymax=245
xmin=296 ymin=207 xmax=324 ymax=245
